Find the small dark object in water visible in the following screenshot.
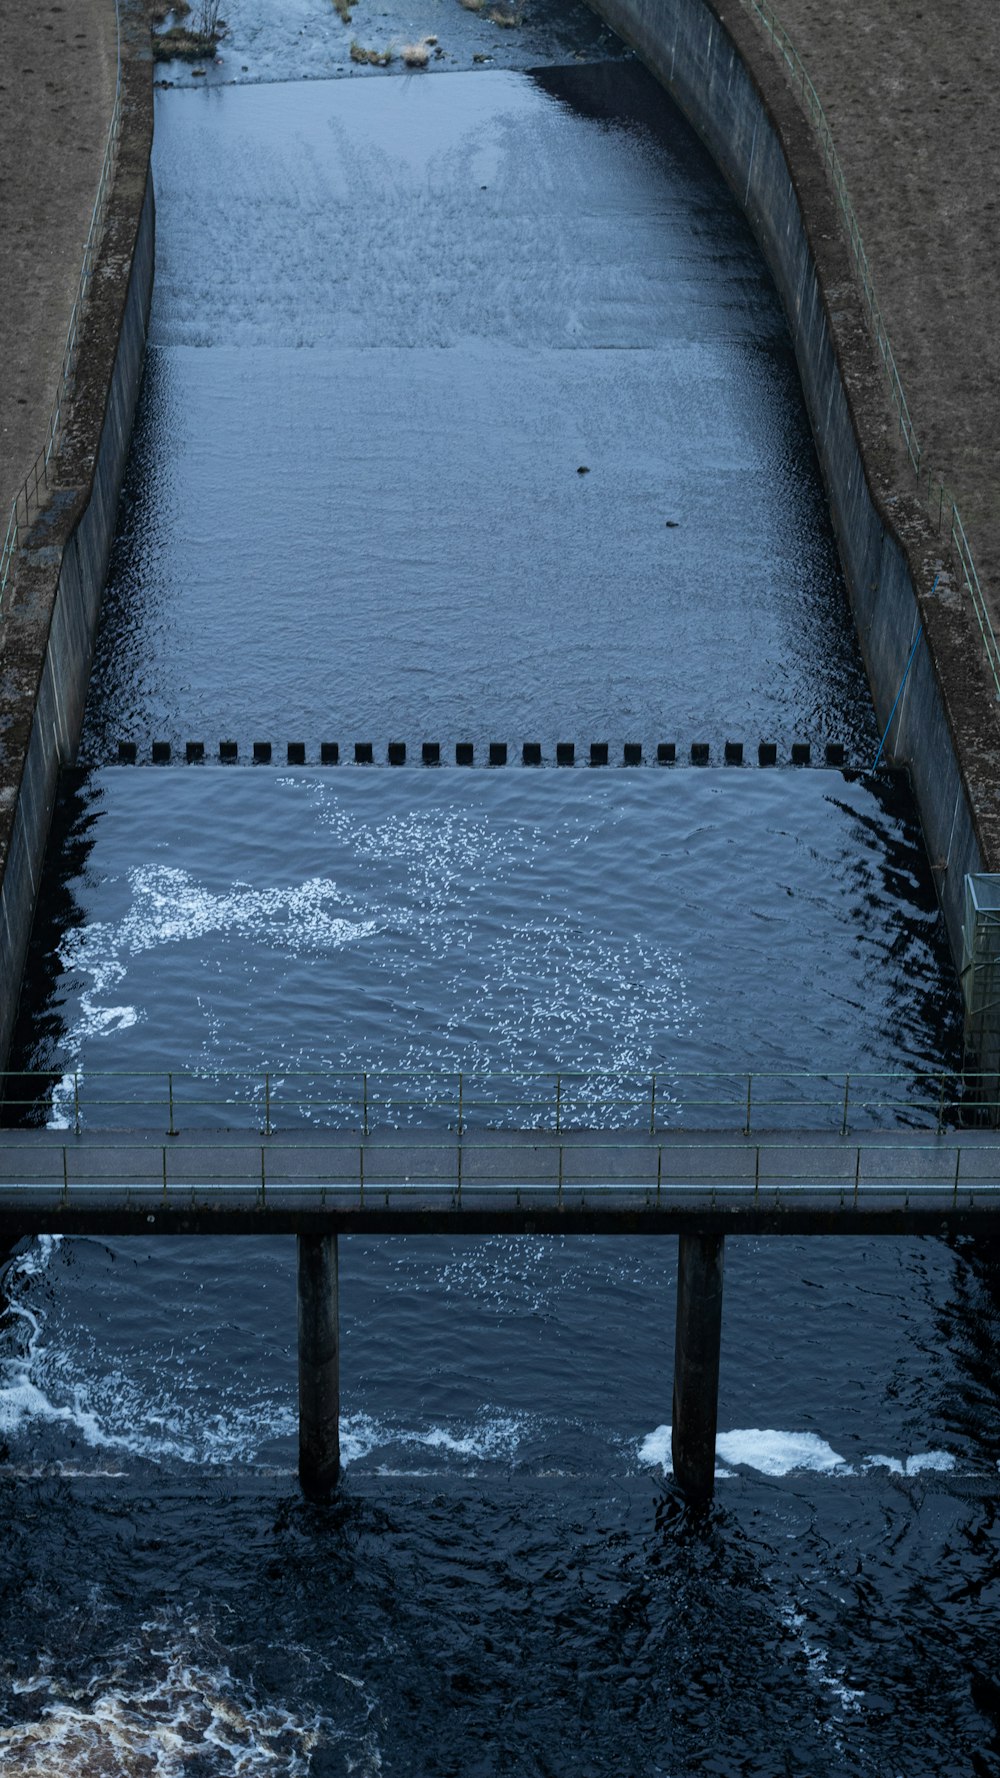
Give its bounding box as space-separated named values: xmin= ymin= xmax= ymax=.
xmin=577 ymin=466 xmax=589 ymax=475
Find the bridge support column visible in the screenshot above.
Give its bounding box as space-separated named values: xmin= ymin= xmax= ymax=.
xmin=298 ymin=1233 xmax=340 ymax=1497
xmin=671 ymin=1233 xmax=725 ymax=1501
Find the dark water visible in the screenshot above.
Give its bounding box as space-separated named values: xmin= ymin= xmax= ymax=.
xmin=9 ymin=766 xmax=959 ymax=1113
xmin=81 ymin=63 xmax=874 ymax=756
xmin=3 ymin=33 xmax=999 ymax=1778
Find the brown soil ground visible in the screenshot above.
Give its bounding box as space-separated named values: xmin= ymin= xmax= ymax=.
xmin=0 ymin=0 xmax=118 ymax=532
xmin=741 ymin=0 xmax=1000 ymax=625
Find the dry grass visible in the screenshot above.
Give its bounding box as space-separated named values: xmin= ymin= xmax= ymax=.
xmin=350 ymin=39 xmax=393 ymax=62
xmin=486 ymin=3 xmax=522 ymax=22
xmin=457 ymin=0 xmax=484 ymax=10
xmin=400 ymin=37 xmax=431 ymax=64
xmin=150 ymin=0 xmax=190 ymax=20
xmin=152 ymin=24 xmax=220 ymax=60
xmin=331 ymin=0 xmax=352 ymax=22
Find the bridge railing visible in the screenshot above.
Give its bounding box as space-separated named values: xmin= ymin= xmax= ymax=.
xmin=0 ymin=0 xmax=122 ymax=615
xmin=744 ymin=0 xmax=1000 ymax=701
xmin=1 ymin=1067 xmax=995 ymax=1138
xmin=1 ymin=1134 xmax=999 ymax=1208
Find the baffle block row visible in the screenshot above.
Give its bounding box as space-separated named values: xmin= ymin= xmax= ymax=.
xmin=116 ymin=741 xmax=849 ymax=767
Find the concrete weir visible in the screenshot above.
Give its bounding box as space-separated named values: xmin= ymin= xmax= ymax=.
xmin=584 ymin=0 xmax=1000 ymax=1056
xmin=2 ymin=4 xmax=999 ymax=1505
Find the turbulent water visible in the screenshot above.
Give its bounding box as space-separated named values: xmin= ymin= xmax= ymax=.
xmin=2 ymin=7 xmax=998 ymax=1775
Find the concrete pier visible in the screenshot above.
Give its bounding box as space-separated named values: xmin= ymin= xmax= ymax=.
xmin=671 ymin=1233 xmax=725 ymax=1500
xmin=297 ymin=1233 xmax=340 ymax=1496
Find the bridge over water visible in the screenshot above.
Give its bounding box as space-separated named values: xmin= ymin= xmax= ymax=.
xmin=4 ymin=1068 xmax=998 ymax=1497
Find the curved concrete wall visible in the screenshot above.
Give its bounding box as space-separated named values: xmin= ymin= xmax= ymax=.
xmin=588 ymin=0 xmax=997 ymax=990
xmin=0 ymin=8 xmax=153 ymax=1067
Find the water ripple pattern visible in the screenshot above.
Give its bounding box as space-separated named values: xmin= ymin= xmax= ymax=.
xmin=82 ymin=65 xmax=875 ymax=750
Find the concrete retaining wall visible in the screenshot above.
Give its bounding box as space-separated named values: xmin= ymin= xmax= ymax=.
xmin=0 ymin=6 xmax=153 ymax=1067
xmin=588 ymin=0 xmax=999 ymax=982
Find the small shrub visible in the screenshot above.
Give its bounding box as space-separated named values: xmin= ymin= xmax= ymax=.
xmin=152 ymin=25 xmax=220 ymax=59
xmin=350 ymin=39 xmax=393 ymax=62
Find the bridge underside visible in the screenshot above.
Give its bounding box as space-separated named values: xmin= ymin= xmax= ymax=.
xmin=0 ymin=1127 xmax=998 ymax=1236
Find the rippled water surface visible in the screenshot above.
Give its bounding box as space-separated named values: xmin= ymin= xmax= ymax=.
xmin=81 ymin=63 xmax=874 ymax=754
xmin=3 ymin=23 xmax=997 ymax=1778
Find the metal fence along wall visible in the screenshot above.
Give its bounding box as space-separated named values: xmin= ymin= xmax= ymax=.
xmin=0 ymin=0 xmax=123 ymax=611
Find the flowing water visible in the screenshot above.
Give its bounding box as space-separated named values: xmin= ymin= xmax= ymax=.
xmin=2 ymin=8 xmax=999 ymax=1775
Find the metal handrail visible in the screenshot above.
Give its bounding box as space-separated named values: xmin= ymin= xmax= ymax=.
xmin=0 ymin=0 xmax=123 ymax=615
xmin=1 ymin=1066 xmax=995 ymax=1137
xmin=1 ymin=1133 xmax=999 ymax=1203
xmin=743 ymin=0 xmax=1000 ymax=700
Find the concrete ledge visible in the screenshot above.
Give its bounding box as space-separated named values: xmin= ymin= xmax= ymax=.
xmin=586 ymin=0 xmax=1000 ymax=977
xmin=0 ymin=0 xmax=154 ymax=1066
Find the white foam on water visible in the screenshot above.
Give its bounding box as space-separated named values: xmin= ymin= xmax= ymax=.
xmin=3 ymin=1245 xmax=534 ymax=1473
xmin=0 ymin=1618 xmax=334 ymax=1777
xmin=341 ymin=1408 xmax=530 ymax=1470
xmin=45 ymin=785 xmax=697 ymax=1132
xmin=781 ymin=1608 xmax=865 ymax=1717
xmin=862 ymin=1450 xmax=956 ymax=1477
xmin=48 ymin=861 xmax=380 ymax=1114
xmin=638 ymin=1425 xmax=959 ymax=1480
xmin=0 ymin=1237 xmax=296 ymax=1465
xmin=717 ymin=1429 xmax=850 ymax=1476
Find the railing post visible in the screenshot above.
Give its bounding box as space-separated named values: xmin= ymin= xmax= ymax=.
xmin=168 ymin=1071 xmax=176 ymax=1138
xmin=936 ymin=1072 xmax=947 ymax=1134
xmin=74 ymin=1070 xmax=81 ymax=1137
xmin=458 ymin=1070 xmax=464 ymax=1138
xmin=555 ymin=1072 xmax=562 ymax=1135
xmin=841 ymin=1073 xmax=850 ymax=1137
xmin=362 ymin=1071 xmax=368 ymax=1138
xmin=650 ymin=1072 xmax=657 ymax=1135
xmin=744 ymin=1073 xmax=752 ymax=1138
xmin=264 ymin=1070 xmax=272 ymax=1138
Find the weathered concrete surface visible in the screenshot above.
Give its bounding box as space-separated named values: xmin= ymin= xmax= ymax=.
xmin=742 ymin=0 xmax=1000 ymax=617
xmin=0 ymin=0 xmax=118 ymax=529
xmin=0 ymin=2 xmax=153 ymax=1067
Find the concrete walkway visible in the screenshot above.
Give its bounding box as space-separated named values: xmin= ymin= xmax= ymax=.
xmin=741 ymin=0 xmax=1000 ymax=624
xmin=0 ymin=0 xmax=118 ymax=530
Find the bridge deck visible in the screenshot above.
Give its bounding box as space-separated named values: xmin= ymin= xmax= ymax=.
xmin=0 ymin=1126 xmax=998 ymax=1234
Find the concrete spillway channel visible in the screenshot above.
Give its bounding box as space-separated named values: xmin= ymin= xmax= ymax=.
xmin=0 ymin=0 xmax=998 ymax=1506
